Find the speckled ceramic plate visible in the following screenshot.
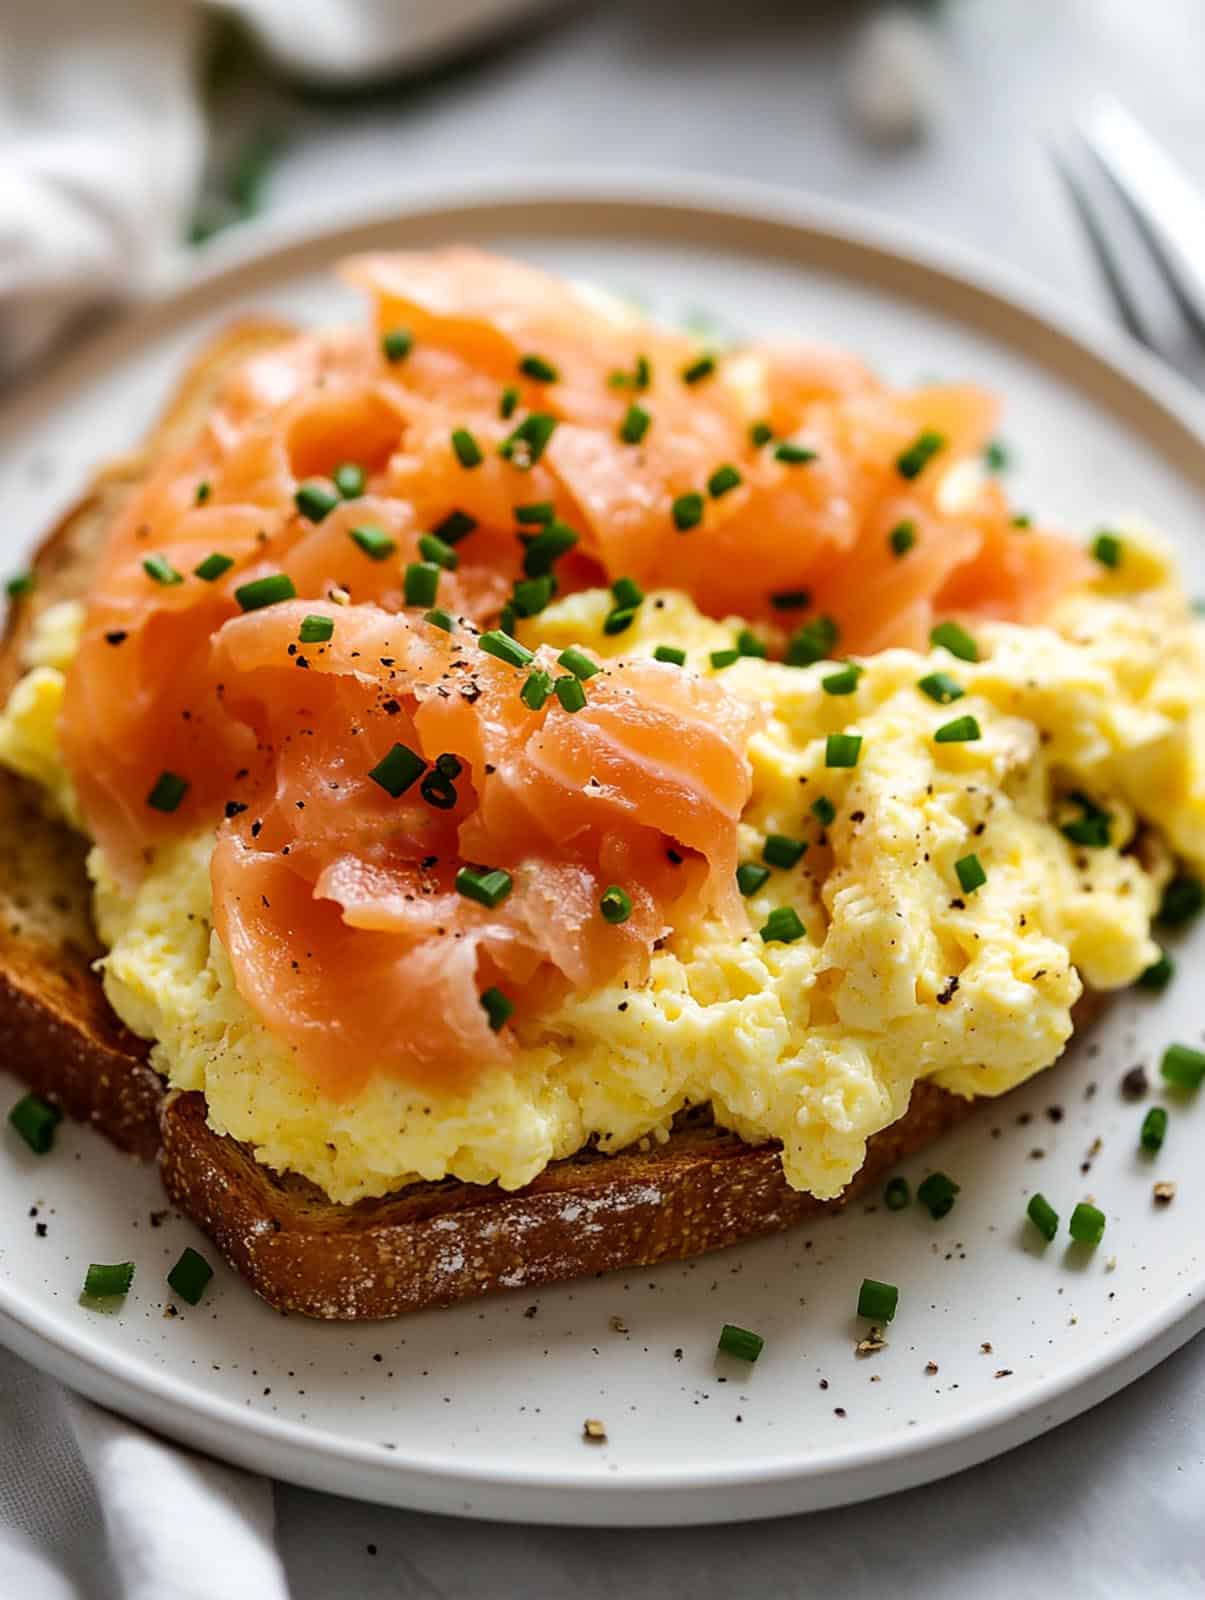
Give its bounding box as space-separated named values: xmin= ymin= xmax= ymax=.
xmin=0 ymin=175 xmax=1203 ymax=1525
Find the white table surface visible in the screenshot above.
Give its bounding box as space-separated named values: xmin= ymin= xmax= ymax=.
xmin=16 ymin=0 xmax=1205 ymax=1593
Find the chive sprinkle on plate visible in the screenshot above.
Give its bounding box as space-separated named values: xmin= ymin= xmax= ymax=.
xmin=8 ymin=1092 xmax=61 ymax=1155
xmin=856 ymin=1278 xmax=899 ymax=1322
xmin=82 ymin=1261 xmax=135 ymax=1301
xmin=717 ymin=1323 xmax=764 ymax=1362
xmin=167 ymin=1247 xmax=214 ymax=1306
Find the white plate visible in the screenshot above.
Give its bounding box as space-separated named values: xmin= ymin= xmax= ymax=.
xmin=1 ymin=175 xmax=1203 ymax=1526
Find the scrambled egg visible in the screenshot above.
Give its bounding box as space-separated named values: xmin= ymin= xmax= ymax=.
xmin=3 ymin=534 xmax=1203 ymax=1205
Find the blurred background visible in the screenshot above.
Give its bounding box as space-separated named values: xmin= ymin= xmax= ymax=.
xmin=3 ymin=0 xmax=1205 ymax=381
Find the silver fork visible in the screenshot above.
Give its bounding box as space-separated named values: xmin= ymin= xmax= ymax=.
xmin=1055 ymin=98 xmax=1205 ymax=385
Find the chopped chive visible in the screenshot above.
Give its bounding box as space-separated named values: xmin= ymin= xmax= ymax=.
xmin=825 ymin=732 xmax=862 ymax=768
xmin=1161 ymin=1043 xmax=1205 ymax=1090
xmin=349 ymin=524 xmax=396 ymax=561
xmin=1092 ymin=530 xmax=1123 ymax=570
xmin=1140 ymin=1106 xmax=1168 ymax=1153
xmin=708 ymin=463 xmax=742 ymax=498
xmin=333 ymin=462 xmax=365 ymax=499
xmin=1069 ymin=1201 xmax=1105 ymax=1245
xmin=857 ymin=1278 xmax=898 ymax=1322
xmin=611 ymin=575 xmax=644 ymax=609
xmin=1158 ymin=873 xmax=1204 ymax=926
xmin=424 ymin=607 xmax=455 ymax=632
xmin=763 ymin=834 xmax=807 ymax=870
xmin=896 ymin=429 xmax=946 ymax=480
xmin=759 ymin=906 xmax=806 ymax=944
xmin=608 ymin=354 xmax=651 ymax=391
xmin=146 ymin=771 xmax=189 ymax=812
xmin=515 ymin=501 xmax=555 ymax=526
xmin=918 ymin=671 xmax=964 ymax=705
xmin=499 ymin=384 xmax=520 ymax=419
xmin=456 ymin=865 xmax=514 ymax=909
xmin=195 ymin=480 xmax=211 ymax=505
xmin=934 ymin=714 xmax=981 ymax=744
xmin=451 ymin=428 xmax=483 ymax=469
xmin=600 ymin=885 xmax=632 ymax=924
xmin=403 ymin=562 xmax=440 ymax=607
xmin=82 ymin=1261 xmax=134 ymax=1300
xmin=1060 ymin=793 xmax=1111 ymax=848
xmin=930 ymin=621 xmax=979 ymax=662
xmin=710 ymin=648 xmax=739 ymax=670
xmin=619 ymin=403 xmax=651 ymax=445
xmin=480 ymin=631 xmax=534 ymax=668
xmin=193 ymin=552 xmax=234 ymax=582
xmin=167 ymin=1247 xmax=213 ymax=1306
xmin=955 ymin=853 xmax=986 ymax=894
xmin=143 ymin=553 xmax=183 ymax=586
xmin=682 ymin=353 xmax=716 ymax=385
xmin=234 ymin=573 xmax=296 ymax=611
xmin=717 ymin=1323 xmax=763 ymax=1362
xmin=368 ymin=742 xmax=426 ymax=798
xmin=295 ymin=482 xmax=339 ymax=523
xmin=499 ymin=411 xmax=558 ymax=466
xmin=6 ymin=572 xmax=34 ymax=599
xmin=481 ymin=986 xmax=514 ymax=1031
xmin=654 ymin=644 xmax=687 ymax=666
xmin=884 ymin=1176 xmax=911 ymax=1211
xmin=917 ymin=1171 xmax=959 ymax=1219
xmin=512 ymin=575 xmax=556 ymax=617
xmin=822 ymin=664 xmax=862 ymax=696
xmin=520 ymin=668 xmax=553 ymax=710
xmin=8 ymin=1093 xmax=61 ymax=1154
xmin=774 ymin=442 xmax=818 ymax=466
xmin=786 ymin=615 xmax=838 ymax=667
xmin=558 ymin=646 xmax=599 ymax=680
xmin=522 ymin=521 xmax=578 ymax=576
xmin=770 ymin=589 xmax=810 ymax=611
xmin=672 ymin=492 xmax=704 ymax=532
xmin=298 ymin=613 xmax=334 ymax=644
xmin=519 ymin=353 xmax=559 ymax=383
xmin=420 ymin=766 xmax=458 ymax=810
xmin=604 ymin=607 xmax=638 ymax=635
xmin=1138 ymin=950 xmax=1174 ymax=991
xmin=811 ymin=795 xmax=836 ymax=827
xmin=418 ymin=533 xmax=459 ymax=571
xmin=889 ymin=520 xmax=916 ymax=556
xmin=749 ymin=420 xmax=774 ymax=448
xmin=382 ymin=328 xmax=413 ymax=363
xmin=432 ymin=509 xmax=477 ymax=544
xmin=1012 ymin=513 xmax=1032 ymax=528
xmin=984 ymin=439 xmax=1009 ymax=472
xmin=736 ymin=862 xmax=771 ymax=897
xmin=554 ymin=674 xmax=587 ymax=712
xmin=736 ymin=628 xmax=767 ymax=659
xmin=1026 ymin=1192 xmax=1058 ymax=1243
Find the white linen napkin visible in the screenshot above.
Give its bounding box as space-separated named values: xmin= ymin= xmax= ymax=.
xmin=0 ymin=0 xmax=548 ymax=380
xmin=0 ymin=1347 xmax=289 ymax=1600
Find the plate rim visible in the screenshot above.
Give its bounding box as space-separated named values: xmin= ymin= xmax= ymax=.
xmin=1 ymin=169 xmax=1203 ymax=1523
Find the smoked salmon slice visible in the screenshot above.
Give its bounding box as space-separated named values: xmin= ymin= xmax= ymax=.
xmin=207 ymin=602 xmax=758 ymax=1095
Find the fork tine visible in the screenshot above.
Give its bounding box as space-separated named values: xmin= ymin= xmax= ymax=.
xmin=1077 ymin=99 xmax=1205 ymax=342
xmin=1051 ymin=149 xmax=1153 ymax=349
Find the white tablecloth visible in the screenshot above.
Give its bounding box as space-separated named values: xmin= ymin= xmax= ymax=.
xmin=4 ymin=0 xmax=1205 ymax=1593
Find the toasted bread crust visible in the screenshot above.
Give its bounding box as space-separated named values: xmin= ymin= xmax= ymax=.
xmin=0 ymin=314 xmax=1089 ymax=1320
xmin=160 ymin=1084 xmax=977 ymax=1319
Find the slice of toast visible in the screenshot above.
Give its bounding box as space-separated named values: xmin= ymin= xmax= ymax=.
xmin=0 ymin=318 xmax=1028 ymax=1319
